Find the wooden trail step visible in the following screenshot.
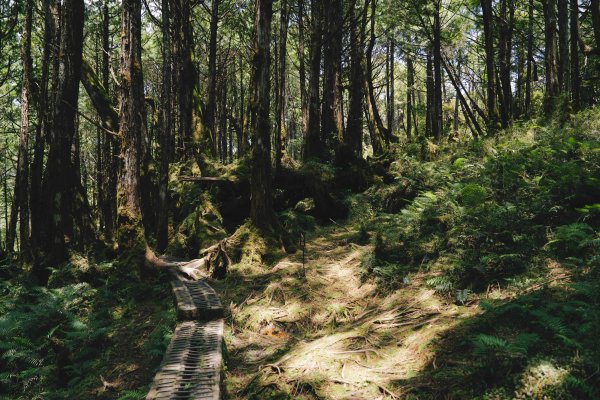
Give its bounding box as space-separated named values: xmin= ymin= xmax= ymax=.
xmin=171 ymin=275 xmax=224 ymax=321
xmin=146 ymin=320 xmax=224 ymax=400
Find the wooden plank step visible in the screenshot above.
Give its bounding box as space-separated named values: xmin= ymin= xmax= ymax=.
xmin=171 ymin=277 xmax=224 ymax=321
xmin=146 ymin=320 xmax=224 ymax=400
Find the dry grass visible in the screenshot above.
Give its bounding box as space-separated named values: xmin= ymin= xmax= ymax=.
xmin=213 ymin=225 xmax=481 ymax=399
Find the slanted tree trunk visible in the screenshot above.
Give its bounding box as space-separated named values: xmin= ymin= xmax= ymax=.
xmin=250 ymin=0 xmax=276 ymax=231
xmin=118 ymin=0 xmax=147 ymax=250
xmin=365 ymin=0 xmax=393 ymax=152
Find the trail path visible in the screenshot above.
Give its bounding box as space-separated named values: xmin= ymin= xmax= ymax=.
xmin=146 ymin=273 xmax=225 ymax=400
xmin=215 ymin=226 xmax=480 ymax=399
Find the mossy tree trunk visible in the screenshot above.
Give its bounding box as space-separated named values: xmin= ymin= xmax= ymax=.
xmin=118 ymin=0 xmax=147 ymax=251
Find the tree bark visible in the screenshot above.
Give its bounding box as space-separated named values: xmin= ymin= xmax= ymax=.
xmin=118 ymin=0 xmax=147 ymax=249
xmin=345 ymin=0 xmax=364 ymax=157
xmin=40 ymin=0 xmax=85 ymax=272
xmin=250 ymin=0 xmax=276 ymax=232
xmin=570 ymin=0 xmax=581 ymax=110
xmin=432 ymin=0 xmax=443 ymax=140
xmin=275 ymin=0 xmax=289 ymax=172
xmin=204 ymin=0 xmax=220 ymax=158
xmin=304 ymin=0 xmax=323 ymax=160
xmin=557 ymin=0 xmax=569 ymax=93
xmin=157 ymin=0 xmax=172 ymax=251
xmin=543 ymin=0 xmax=559 ymax=114
xmin=498 ymin=0 xmax=514 ymax=128
xmin=481 ymin=0 xmax=499 ymax=131
xmin=14 ymin=0 xmax=33 ymax=257
xmin=525 ymin=0 xmax=534 ymax=116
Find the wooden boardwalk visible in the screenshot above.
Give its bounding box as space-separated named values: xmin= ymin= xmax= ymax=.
xmin=147 ymin=274 xmax=224 ymax=400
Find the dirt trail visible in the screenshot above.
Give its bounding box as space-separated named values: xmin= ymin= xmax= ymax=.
xmin=214 ymin=226 xmax=479 ymax=399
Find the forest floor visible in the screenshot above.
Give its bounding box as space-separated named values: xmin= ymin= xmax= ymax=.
xmin=215 ymin=224 xmax=482 ymax=400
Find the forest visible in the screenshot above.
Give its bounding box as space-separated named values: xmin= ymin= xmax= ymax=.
xmin=0 ymin=0 xmax=600 ymax=398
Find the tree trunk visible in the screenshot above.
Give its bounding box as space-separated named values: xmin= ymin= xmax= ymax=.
xmin=275 ymin=0 xmax=289 ymax=172
xmin=498 ymin=0 xmax=514 ymax=128
xmin=557 ymin=0 xmax=569 ymax=93
xmin=481 ymin=0 xmax=499 ymax=131
xmin=297 ymin=0 xmax=308 ymax=144
xmin=591 ymin=0 xmax=600 ymax=51
xmin=15 ymin=0 xmax=33 ymax=257
xmin=118 ymin=0 xmax=147 ymax=250
xmin=321 ymin=0 xmax=344 ymax=152
xmin=157 ymin=0 xmax=172 ymax=252
xmin=204 ymin=0 xmax=220 ymax=158
xmin=250 ymin=0 xmax=276 ymax=232
xmin=39 ymin=0 xmax=85 ymax=274
xmin=432 ymin=0 xmax=443 ymax=140
xmin=304 ymin=0 xmax=323 ymax=160
xmin=406 ymin=53 xmax=415 ymax=141
xmin=570 ymin=0 xmax=581 ymax=110
xmin=345 ymin=0 xmax=364 ymax=157
xmin=543 ymin=0 xmax=560 ymax=114
xmin=30 ymin=0 xmax=55 ymax=257
xmin=387 ymin=38 xmax=395 ymax=136
xmin=525 ymin=0 xmax=534 ymax=116
xmin=365 ymin=0 xmax=393 ymax=150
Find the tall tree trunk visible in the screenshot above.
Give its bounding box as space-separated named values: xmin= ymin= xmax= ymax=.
xmin=14 ymin=0 xmax=33 ymax=257
xmin=118 ymin=0 xmax=146 ymax=249
xmin=179 ymin=0 xmax=195 ymax=157
xmin=498 ymin=0 xmax=514 ymax=128
xmin=543 ymin=0 xmax=559 ymax=113
xmin=481 ymin=0 xmax=499 ymax=131
xmin=426 ymin=52 xmax=434 ymax=138
xmin=387 ymin=38 xmax=395 ymax=136
xmin=558 ymin=0 xmax=569 ymax=93
xmin=345 ymin=0 xmax=364 ymax=156
xmin=157 ymin=0 xmax=172 ymax=252
xmin=250 ymin=0 xmax=276 ymax=231
xmin=321 ymin=0 xmax=344 ymax=151
xmin=30 ymin=0 xmax=55 ymax=256
xmin=432 ymin=0 xmax=443 ymax=140
xmin=406 ymin=53 xmax=415 ymax=141
xmin=40 ymin=0 xmax=85 ymax=274
xmin=101 ymin=0 xmax=117 ymax=242
xmin=297 ymin=0 xmax=308 ymax=144
xmin=591 ymin=0 xmax=600 ymax=51
xmin=304 ymin=0 xmax=323 ymax=160
xmin=275 ymin=0 xmax=289 ymax=172
xmin=204 ymin=0 xmax=220 ymax=157
xmin=525 ymin=0 xmax=534 ymax=116
xmin=570 ymin=0 xmax=581 ymax=110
